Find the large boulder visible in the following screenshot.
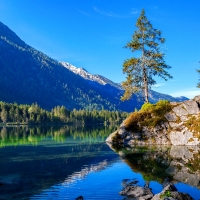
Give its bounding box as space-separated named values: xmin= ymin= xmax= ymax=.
xmin=183 ymin=100 xmax=200 ymax=114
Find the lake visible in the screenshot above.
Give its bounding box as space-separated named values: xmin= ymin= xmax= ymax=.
xmin=0 ymin=125 xmax=200 ymax=199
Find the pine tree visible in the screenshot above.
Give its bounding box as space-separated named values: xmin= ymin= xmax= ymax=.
xmin=121 ymin=9 xmax=172 ymax=103
xmin=197 ymin=64 xmax=200 ymax=88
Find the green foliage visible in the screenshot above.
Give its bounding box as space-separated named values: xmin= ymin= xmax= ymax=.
xmin=141 ymin=102 xmax=154 ymax=112
xmin=160 ymin=190 xmax=171 ymax=198
xmin=0 ymin=101 xmax=129 ymax=125
xmin=185 ymin=115 xmax=200 ymax=138
xmin=197 ymin=69 xmax=200 ymax=88
xmin=121 ymin=9 xmax=172 ymax=103
xmin=125 ymin=100 xmax=172 ymax=131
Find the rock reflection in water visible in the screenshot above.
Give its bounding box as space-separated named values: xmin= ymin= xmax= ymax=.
xmin=108 ymin=144 xmax=200 ymax=199
xmin=168 ymin=146 xmax=200 ymax=189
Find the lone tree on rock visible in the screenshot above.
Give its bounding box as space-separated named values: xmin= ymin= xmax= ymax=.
xmin=121 ymin=9 xmax=172 ymax=103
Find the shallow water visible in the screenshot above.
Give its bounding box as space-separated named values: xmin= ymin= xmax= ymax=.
xmin=0 ymin=125 xmax=200 ymax=199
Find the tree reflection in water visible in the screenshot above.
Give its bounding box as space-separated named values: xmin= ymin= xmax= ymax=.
xmin=0 ymin=125 xmax=118 ymax=147
xmin=0 ymin=125 xmax=119 ymax=199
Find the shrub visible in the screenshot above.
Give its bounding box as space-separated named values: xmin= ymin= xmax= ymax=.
xmin=141 ymin=102 xmax=154 ymax=112
xmin=160 ymin=190 xmax=171 ymax=198
xmin=185 ymin=115 xmax=200 ymax=138
xmin=125 ymin=100 xmax=172 ymax=132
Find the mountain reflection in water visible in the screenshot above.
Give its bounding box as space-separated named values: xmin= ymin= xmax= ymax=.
xmin=0 ymin=125 xmax=200 ymax=199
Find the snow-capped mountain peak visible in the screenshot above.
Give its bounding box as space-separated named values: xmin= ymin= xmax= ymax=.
xmin=61 ymin=62 xmax=123 ymax=90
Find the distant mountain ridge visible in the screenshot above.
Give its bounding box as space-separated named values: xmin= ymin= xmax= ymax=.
xmin=61 ymin=62 xmax=122 ymax=90
xmin=61 ymin=62 xmax=188 ymax=103
xmin=0 ymin=21 xmax=188 ymax=112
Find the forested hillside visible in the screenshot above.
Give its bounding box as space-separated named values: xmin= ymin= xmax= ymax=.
xmin=0 ymin=22 xmax=141 ymax=111
xmin=0 ymin=22 xmax=188 ymax=112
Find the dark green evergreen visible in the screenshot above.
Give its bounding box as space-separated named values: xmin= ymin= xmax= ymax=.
xmin=0 ymin=101 xmax=129 ymax=125
xmin=121 ymin=9 xmax=172 ymax=103
xmin=0 ymin=21 xmax=140 ymax=112
xmin=197 ymin=65 xmax=200 ymax=88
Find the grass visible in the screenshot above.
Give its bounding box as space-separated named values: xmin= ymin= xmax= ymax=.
xmin=185 ymin=114 xmax=200 ymax=138
xmin=160 ymin=190 xmax=171 ymax=198
xmin=124 ymin=100 xmax=172 ymax=132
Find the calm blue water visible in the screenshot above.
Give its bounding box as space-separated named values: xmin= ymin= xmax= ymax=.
xmin=0 ymin=126 xmax=200 ymax=199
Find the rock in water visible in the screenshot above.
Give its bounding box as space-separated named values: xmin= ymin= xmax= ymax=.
xmin=106 ymin=95 xmax=200 ymax=146
xmin=152 ymin=180 xmax=194 ymax=200
xmin=119 ymin=181 xmax=154 ymax=199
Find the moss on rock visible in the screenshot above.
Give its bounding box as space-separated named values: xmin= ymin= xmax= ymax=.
xmin=185 ymin=114 xmax=200 ymax=138
xmin=125 ymin=100 xmax=172 ymax=132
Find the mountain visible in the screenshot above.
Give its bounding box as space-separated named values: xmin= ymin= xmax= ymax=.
xmin=0 ymin=21 xmax=188 ymax=112
xmin=61 ymin=62 xmax=188 ymax=103
xmin=61 ymin=62 xmax=122 ymax=90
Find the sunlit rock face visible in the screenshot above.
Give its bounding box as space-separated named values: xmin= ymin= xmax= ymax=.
xmin=106 ymin=96 xmax=200 ymax=146
xmin=108 ymin=145 xmax=200 ymax=189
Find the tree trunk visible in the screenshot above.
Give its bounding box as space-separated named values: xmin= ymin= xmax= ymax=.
xmin=143 ymin=68 xmax=149 ymax=103
xmin=142 ymin=33 xmax=148 ymax=103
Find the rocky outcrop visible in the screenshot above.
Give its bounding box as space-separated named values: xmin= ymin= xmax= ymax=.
xmin=152 ymin=179 xmax=193 ymax=200
xmin=106 ymin=96 xmax=200 ymax=146
xmin=119 ymin=178 xmax=193 ymax=200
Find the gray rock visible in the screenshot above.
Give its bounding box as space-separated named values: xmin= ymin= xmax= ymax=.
xmin=118 ymin=122 xmax=128 ymax=137
xmin=193 ymin=95 xmax=200 ymax=105
xmin=119 ymin=185 xmax=153 ymax=199
xmin=152 ymin=182 xmax=193 ymax=200
xmin=170 ymin=192 xmax=194 ymax=200
xmin=170 ymin=131 xmax=193 ymax=145
xmin=172 ymin=104 xmax=189 ymax=116
xmin=106 ymin=98 xmax=200 ymax=146
xmin=165 ymin=165 xmax=178 ymax=176
xmin=168 ymin=122 xmax=180 ymax=128
xmin=180 ymin=115 xmax=188 ymax=122
xmin=105 ymin=130 xmax=118 ymax=143
xmin=124 ymin=133 xmax=135 ymax=144
xmin=170 ymin=146 xmax=194 ymax=160
xmin=170 ymin=102 xmax=180 ymax=106
xmin=174 ymin=171 xmax=200 ymax=188
xmin=164 ymin=112 xmax=177 ymax=121
xmin=183 ymin=100 xmax=200 ymax=114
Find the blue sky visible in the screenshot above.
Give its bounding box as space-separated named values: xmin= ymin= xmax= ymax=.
xmin=0 ymin=0 xmax=200 ymax=99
